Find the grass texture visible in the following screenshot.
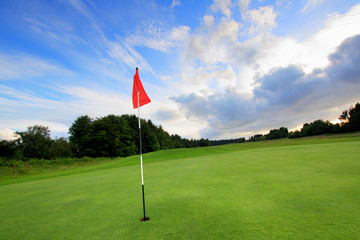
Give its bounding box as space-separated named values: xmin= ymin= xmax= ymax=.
xmin=0 ymin=136 xmax=359 ymax=239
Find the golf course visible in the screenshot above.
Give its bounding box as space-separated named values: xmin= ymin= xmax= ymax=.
xmin=1 ymin=135 xmax=359 ymax=239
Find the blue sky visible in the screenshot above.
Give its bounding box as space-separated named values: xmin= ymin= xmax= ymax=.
xmin=1 ymin=0 xmax=360 ymax=140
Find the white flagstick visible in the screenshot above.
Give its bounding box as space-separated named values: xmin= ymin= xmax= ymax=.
xmin=138 ymin=90 xmax=144 ymax=185
xmin=137 ymin=89 xmax=149 ymax=222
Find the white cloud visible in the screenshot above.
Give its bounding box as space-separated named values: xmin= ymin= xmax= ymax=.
xmin=189 ymin=66 xmax=237 ymax=90
xmin=170 ymin=0 xmax=181 ymax=9
xmin=22 ymin=1 xmax=154 ymax=77
xmin=175 ymin=3 xmax=360 ymax=139
xmin=210 ymin=0 xmax=233 ymax=18
xmin=257 ymin=4 xmax=360 ymax=75
xmin=56 ymin=86 xmax=133 ymax=118
xmin=106 ymin=41 xmax=154 ymax=74
xmin=247 ymin=6 xmax=277 ymax=34
xmin=174 ymin=34 xmax=360 ymax=139
xmin=302 ymin=0 xmax=326 ymax=14
xmin=0 ymin=118 xmax=70 ymax=139
xmin=203 ymin=15 xmax=215 ymax=26
xmin=0 ymin=83 xmax=134 ymax=136
xmin=238 ymin=0 xmax=251 ymax=14
xmin=125 ymin=22 xmax=190 ymax=53
xmin=0 ymin=128 xmax=18 ymax=140
xmin=186 ymin=19 xmax=240 ymax=65
xmin=185 ymin=3 xmax=360 ymax=89
xmin=0 ymin=53 xmax=72 ymax=80
xmin=307 ymin=4 xmax=360 ymax=66
xmin=67 ymin=0 xmax=92 ymax=18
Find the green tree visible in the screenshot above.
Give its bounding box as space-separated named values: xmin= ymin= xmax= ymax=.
xmin=266 ymin=127 xmax=289 ymax=140
xmin=83 ymin=115 xmax=137 ymax=157
xmin=141 ymin=119 xmax=160 ymax=153
xmin=288 ymin=130 xmax=301 ymax=138
xmin=69 ymin=115 xmax=92 ymax=157
xmin=300 ymin=120 xmax=332 ymax=137
xmin=338 ymin=103 xmax=360 ymax=133
xmin=49 ymin=138 xmax=73 ymax=159
xmin=248 ymin=134 xmax=266 ymax=142
xmin=348 ymin=103 xmax=360 ymax=132
xmin=0 ymin=140 xmax=18 ymax=158
xmin=198 ymin=138 xmax=211 ymax=147
xmin=171 ymin=134 xmax=184 ymax=148
xmin=339 ymin=110 xmax=349 ymax=123
xmin=16 ymin=125 xmax=51 ymax=159
xmin=154 ymin=125 xmax=174 ymax=150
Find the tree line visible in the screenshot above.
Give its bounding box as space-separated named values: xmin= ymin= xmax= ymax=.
xmin=248 ymin=102 xmax=360 ymax=141
xmin=0 ymin=114 xmax=243 ymax=162
xmin=1 ymin=102 xmax=359 ymax=162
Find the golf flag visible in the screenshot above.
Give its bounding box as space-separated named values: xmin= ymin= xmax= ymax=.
xmin=133 ymin=67 xmax=150 ymax=222
xmin=132 ymin=68 xmax=151 ymax=109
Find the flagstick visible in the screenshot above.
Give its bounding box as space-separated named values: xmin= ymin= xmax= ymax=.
xmin=138 ymin=89 xmax=150 ymax=222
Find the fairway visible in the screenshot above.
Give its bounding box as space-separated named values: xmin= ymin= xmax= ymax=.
xmin=1 ymin=137 xmax=359 ymax=239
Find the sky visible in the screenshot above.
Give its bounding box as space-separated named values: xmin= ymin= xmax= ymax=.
xmin=0 ymin=0 xmax=360 ymax=140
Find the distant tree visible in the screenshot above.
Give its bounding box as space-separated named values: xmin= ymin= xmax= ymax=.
xmin=331 ymin=123 xmax=343 ymax=134
xmin=141 ymin=119 xmax=160 ymax=153
xmin=189 ymin=138 xmax=199 ymax=148
xmin=288 ymin=130 xmax=301 ymax=138
xmin=348 ymin=103 xmax=360 ymax=132
xmin=121 ymin=114 xmax=141 ymax=154
xmin=300 ymin=120 xmax=333 ymax=137
xmin=338 ymin=103 xmax=360 ymax=133
xmin=154 ymin=125 xmax=174 ymax=150
xmin=69 ymin=115 xmax=92 ymax=157
xmin=16 ymin=125 xmax=51 ymax=159
xmin=210 ymin=138 xmax=245 ymax=146
xmin=171 ymin=134 xmax=184 ymax=148
xmin=198 ymin=138 xmax=211 ymax=147
xmin=248 ymin=134 xmax=266 ymax=142
xmin=83 ymin=115 xmax=137 ymax=157
xmin=266 ymin=127 xmax=289 ymax=140
xmin=0 ymin=140 xmax=18 ymax=158
xmin=49 ymin=137 xmax=73 ymax=159
xmin=339 ymin=110 xmax=349 ymax=123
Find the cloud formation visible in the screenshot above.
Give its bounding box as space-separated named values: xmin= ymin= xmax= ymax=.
xmin=173 ymin=34 xmax=360 ymax=139
xmin=125 ymin=22 xmax=190 ymax=52
xmin=0 ymin=53 xmax=71 ymax=80
xmin=302 ymin=0 xmax=326 ymax=14
xmin=210 ymin=0 xmax=233 ymax=18
xmin=247 ymin=6 xmax=277 ymax=34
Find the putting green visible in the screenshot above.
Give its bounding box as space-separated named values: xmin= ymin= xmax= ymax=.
xmin=1 ymin=137 xmax=359 ymax=239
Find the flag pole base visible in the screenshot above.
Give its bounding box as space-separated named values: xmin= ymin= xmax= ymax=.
xmin=140 ymin=217 xmax=150 ymax=222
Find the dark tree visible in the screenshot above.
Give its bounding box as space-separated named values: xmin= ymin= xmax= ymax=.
xmin=0 ymin=140 xmax=18 ymax=158
xmin=248 ymin=134 xmax=266 ymax=142
xmin=288 ymin=130 xmax=301 ymax=138
xmin=266 ymin=127 xmax=288 ymax=140
xmin=198 ymin=138 xmax=211 ymax=147
xmin=16 ymin=125 xmax=51 ymax=159
xmin=49 ymin=138 xmax=73 ymax=159
xmin=339 ymin=110 xmax=349 ymax=123
xmin=171 ymin=134 xmax=184 ymax=148
xmin=141 ymin=119 xmax=160 ymax=153
xmin=348 ymin=103 xmax=360 ymax=132
xmin=300 ymin=120 xmax=333 ymax=137
xmin=69 ymin=115 xmax=92 ymax=157
xmin=82 ymin=115 xmax=137 ymax=157
xmin=154 ymin=125 xmax=174 ymax=150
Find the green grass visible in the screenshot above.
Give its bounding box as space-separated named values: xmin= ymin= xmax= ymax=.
xmin=0 ymin=136 xmax=359 ymax=239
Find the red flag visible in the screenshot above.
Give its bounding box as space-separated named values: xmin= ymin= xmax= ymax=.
xmin=132 ymin=68 xmax=151 ymax=109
